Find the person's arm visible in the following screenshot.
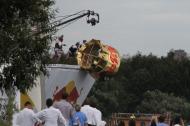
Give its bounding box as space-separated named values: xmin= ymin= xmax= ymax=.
xmin=84 ymin=113 xmax=88 ymax=126
xmin=15 ymin=113 xmax=21 ymax=125
xmin=34 ymin=111 xmax=43 ymax=124
xmin=58 ymin=110 xmax=66 ymax=125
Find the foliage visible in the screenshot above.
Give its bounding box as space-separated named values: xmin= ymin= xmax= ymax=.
xmin=88 ymin=51 xmax=190 ymax=118
xmin=137 ymin=90 xmax=190 ymax=119
xmin=0 ymin=90 xmax=17 ymax=126
xmin=0 ymin=0 xmax=55 ymax=92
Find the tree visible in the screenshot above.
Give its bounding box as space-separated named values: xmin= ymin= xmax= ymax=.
xmin=137 ymin=90 xmax=190 ymax=119
xmin=0 ymin=0 xmax=55 ymax=92
xmin=89 ymin=52 xmax=190 ymax=118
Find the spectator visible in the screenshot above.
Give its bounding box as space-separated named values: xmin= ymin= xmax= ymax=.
xmin=150 ymin=116 xmax=158 ymax=126
xmin=81 ymin=98 xmax=97 ymax=126
xmin=173 ymin=116 xmax=184 ymax=126
xmin=70 ymin=104 xmax=88 ymax=126
xmin=157 ymin=115 xmax=169 ymax=126
xmin=68 ymin=45 xmax=77 ymax=57
xmin=16 ymin=101 xmax=41 ymax=126
xmin=54 ymin=92 xmax=74 ymax=126
xmin=36 ymin=98 xmax=66 ymax=126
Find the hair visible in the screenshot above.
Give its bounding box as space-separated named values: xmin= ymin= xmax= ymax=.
xmin=150 ymin=119 xmax=157 ymax=126
xmin=158 ymin=115 xmax=166 ymax=123
xmin=83 ymin=97 xmax=92 ymax=106
xmin=46 ymin=98 xmax=53 ymax=108
xmin=118 ymin=120 xmax=125 ymax=126
xmin=173 ymin=116 xmax=181 ymax=125
xmin=129 ymin=119 xmax=136 ymax=126
xmin=62 ymin=92 xmax=68 ymax=99
xmin=75 ymin=104 xmax=81 ymax=112
xmin=24 ymin=101 xmax=32 ymax=107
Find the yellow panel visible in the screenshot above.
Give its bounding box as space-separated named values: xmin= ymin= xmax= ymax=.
xmin=65 ymin=80 xmax=75 ymax=94
xmin=20 ymin=93 xmax=35 ymax=109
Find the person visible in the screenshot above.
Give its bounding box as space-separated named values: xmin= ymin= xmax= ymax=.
xmin=128 ymin=116 xmax=136 ymax=126
xmin=90 ymin=100 xmax=104 ymax=126
xmin=54 ymin=35 xmax=66 ymax=58
xmin=68 ymin=45 xmax=77 ymax=57
xmin=118 ymin=120 xmax=125 ymax=126
xmin=81 ymin=98 xmax=97 ymax=126
xmin=150 ymin=116 xmax=158 ymax=126
xmin=173 ymin=116 xmax=184 ymax=126
xmin=54 ymin=92 xmax=74 ymax=126
xmin=36 ymin=98 xmax=66 ymax=126
xmin=75 ymin=42 xmax=81 ymax=49
xmin=70 ymin=104 xmax=88 ymax=126
xmin=157 ymin=115 xmax=169 ymax=126
xmin=16 ymin=101 xmax=41 ymax=126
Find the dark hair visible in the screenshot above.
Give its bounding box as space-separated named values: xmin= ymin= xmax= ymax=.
xmin=150 ymin=119 xmax=157 ymax=126
xmin=46 ymin=98 xmax=53 ymax=108
xmin=75 ymin=104 xmax=81 ymax=112
xmin=158 ymin=115 xmax=165 ymax=123
xmin=62 ymin=92 xmax=68 ymax=99
xmin=118 ymin=120 xmax=125 ymax=126
xmin=24 ymin=101 xmax=32 ymax=107
xmin=83 ymin=98 xmax=92 ymax=105
xmin=129 ymin=119 xmax=136 ymax=126
xmin=173 ymin=116 xmax=181 ymax=125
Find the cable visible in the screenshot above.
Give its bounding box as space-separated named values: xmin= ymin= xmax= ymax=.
xmin=58 ymin=17 xmax=82 ymax=30
xmin=50 ymin=10 xmax=87 ymax=25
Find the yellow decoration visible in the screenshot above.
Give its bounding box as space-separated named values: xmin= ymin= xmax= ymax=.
xmin=77 ymin=39 xmax=120 ymax=77
xmin=20 ymin=93 xmax=35 ymax=109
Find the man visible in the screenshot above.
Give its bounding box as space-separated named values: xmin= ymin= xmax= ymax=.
xmin=81 ymin=98 xmax=97 ymax=126
xmin=70 ymin=104 xmax=88 ymax=126
xmin=157 ymin=115 xmax=169 ymax=126
xmin=90 ymin=100 xmax=106 ymax=126
xmin=36 ymin=98 xmax=66 ymax=126
xmin=16 ymin=101 xmax=40 ymax=126
xmin=54 ymin=92 xmax=74 ymax=126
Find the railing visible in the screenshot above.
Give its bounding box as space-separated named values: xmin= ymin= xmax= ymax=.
xmin=106 ymin=113 xmax=171 ymax=126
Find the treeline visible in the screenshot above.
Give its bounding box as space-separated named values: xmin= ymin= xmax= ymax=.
xmin=88 ymin=51 xmax=190 ymax=119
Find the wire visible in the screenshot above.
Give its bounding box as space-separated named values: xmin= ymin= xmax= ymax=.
xmin=58 ymin=17 xmax=82 ymax=30
xmin=50 ymin=10 xmax=87 ymax=25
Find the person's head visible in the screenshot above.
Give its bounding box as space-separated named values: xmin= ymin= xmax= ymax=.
xmin=151 ymin=120 xmax=157 ymax=126
xmin=83 ymin=97 xmax=92 ymax=106
xmin=75 ymin=104 xmax=81 ymax=112
xmin=62 ymin=92 xmax=69 ymax=100
xmin=173 ymin=116 xmax=181 ymax=125
xmin=90 ymin=99 xmax=97 ymax=108
xmin=24 ymin=101 xmax=33 ymax=109
xmin=46 ymin=98 xmax=53 ymax=108
xmin=83 ymin=40 xmax=87 ymax=44
xmin=129 ymin=119 xmax=136 ymax=126
xmin=118 ymin=120 xmax=125 ymax=126
xmin=158 ymin=115 xmax=166 ymax=123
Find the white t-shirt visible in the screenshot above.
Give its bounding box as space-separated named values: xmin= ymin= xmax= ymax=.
xmin=36 ymin=106 xmax=66 ymax=126
xmin=81 ymin=105 xmax=97 ymax=125
xmin=16 ymin=108 xmax=38 ymax=126
xmin=93 ymin=107 xmax=102 ymax=126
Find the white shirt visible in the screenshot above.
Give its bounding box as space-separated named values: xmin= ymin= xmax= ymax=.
xmin=93 ymin=108 xmax=102 ymax=126
xmin=36 ymin=106 xmax=66 ymax=126
xmin=81 ymin=105 xmax=97 ymax=125
xmin=16 ymin=108 xmax=39 ymax=126
xmin=53 ymin=99 xmax=74 ymax=125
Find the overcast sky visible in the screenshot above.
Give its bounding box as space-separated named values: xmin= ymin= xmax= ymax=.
xmin=54 ymin=0 xmax=190 ymax=56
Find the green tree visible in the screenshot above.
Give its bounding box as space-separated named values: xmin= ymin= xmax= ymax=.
xmin=137 ymin=90 xmax=190 ymax=119
xmin=0 ymin=0 xmax=55 ymax=92
xmin=89 ymin=51 xmax=190 ymax=118
xmin=0 ymin=0 xmax=55 ymax=125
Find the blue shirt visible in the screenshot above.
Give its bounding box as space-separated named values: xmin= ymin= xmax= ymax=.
xmin=157 ymin=122 xmax=169 ymax=126
xmin=70 ymin=111 xmax=87 ymax=126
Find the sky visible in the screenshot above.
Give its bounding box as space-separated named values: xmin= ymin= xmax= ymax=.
xmin=54 ymin=0 xmax=190 ymax=56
